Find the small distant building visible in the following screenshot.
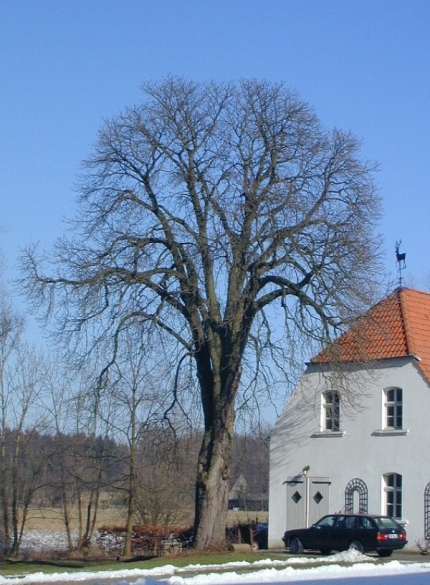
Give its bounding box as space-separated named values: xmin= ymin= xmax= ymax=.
xmin=229 ymin=473 xmax=248 ymax=510
xmin=269 ymin=287 xmax=430 ymax=549
xmin=229 ymin=473 xmax=268 ymax=511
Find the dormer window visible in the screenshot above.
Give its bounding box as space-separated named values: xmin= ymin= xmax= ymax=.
xmin=384 ymin=388 xmax=403 ymax=429
xmin=322 ymin=391 xmax=340 ymax=431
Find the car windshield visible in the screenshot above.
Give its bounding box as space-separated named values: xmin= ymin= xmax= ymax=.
xmin=373 ymin=516 xmax=400 ymax=529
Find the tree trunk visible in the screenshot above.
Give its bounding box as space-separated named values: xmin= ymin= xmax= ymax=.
xmin=0 ymin=433 xmax=10 ymax=554
xmin=10 ymin=431 xmax=21 ymax=556
xmin=123 ymin=455 xmax=136 ymax=557
xmin=77 ymin=484 xmax=83 ymax=545
xmin=60 ymin=467 xmax=74 ymax=551
xmin=0 ymin=374 xmax=10 ymax=554
xmin=89 ymin=490 xmax=100 ymax=542
xmin=194 ymin=396 xmax=236 ymax=550
xmin=192 ymin=330 xmax=245 ymax=550
xmin=123 ymin=397 xmax=138 ymax=557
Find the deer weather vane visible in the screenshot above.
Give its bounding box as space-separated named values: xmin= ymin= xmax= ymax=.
xmin=395 ymin=240 xmax=406 ymax=286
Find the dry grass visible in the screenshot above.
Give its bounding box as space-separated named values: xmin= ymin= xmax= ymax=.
xmin=24 ymin=508 xmax=267 ymax=533
xmin=25 ymin=506 xmax=127 ymax=532
xmin=226 ymin=510 xmax=268 ymax=527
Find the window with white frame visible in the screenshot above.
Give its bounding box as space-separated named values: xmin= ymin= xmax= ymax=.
xmin=384 ymin=473 xmax=402 ymax=519
xmin=384 ymin=387 xmax=403 ymax=429
xmin=322 ymin=391 xmax=340 ymax=431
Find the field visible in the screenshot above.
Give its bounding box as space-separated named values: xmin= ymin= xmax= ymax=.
xmin=23 ymin=506 xmax=268 ymax=533
xmin=25 ymin=506 xmax=128 ymax=532
xmin=18 ymin=506 xmax=268 ymax=558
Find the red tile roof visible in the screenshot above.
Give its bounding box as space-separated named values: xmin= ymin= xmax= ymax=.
xmin=312 ymin=288 xmax=430 ymax=382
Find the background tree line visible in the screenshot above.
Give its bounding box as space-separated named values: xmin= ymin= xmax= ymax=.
xmin=0 ymin=428 xmax=269 ymax=557
xmin=0 ymin=293 xmax=269 ymax=557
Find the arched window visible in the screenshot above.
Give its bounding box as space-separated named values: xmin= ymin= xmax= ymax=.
xmin=345 ymin=478 xmax=368 ymax=513
xmin=322 ymin=391 xmax=340 ymax=431
xmin=384 ymin=387 xmax=403 ymax=429
xmin=384 ymin=473 xmax=402 ymax=519
xmin=424 ymin=483 xmax=430 ymax=539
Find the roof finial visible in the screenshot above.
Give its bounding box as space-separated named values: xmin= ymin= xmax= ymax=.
xmin=395 ymin=240 xmax=406 ymax=286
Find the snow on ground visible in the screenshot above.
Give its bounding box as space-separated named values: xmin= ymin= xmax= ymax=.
xmin=19 ymin=530 xmax=79 ymax=552
xmin=2 ymin=549 xmax=430 ymax=585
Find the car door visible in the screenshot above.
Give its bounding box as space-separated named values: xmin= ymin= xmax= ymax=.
xmin=305 ymin=515 xmax=337 ymax=550
xmin=330 ymin=515 xmax=354 ymax=551
xmin=354 ymin=515 xmax=377 ymax=550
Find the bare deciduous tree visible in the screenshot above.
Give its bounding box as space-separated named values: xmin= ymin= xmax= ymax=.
xmin=0 ymin=291 xmax=50 ymax=556
xmin=44 ymin=360 xmax=116 ymax=552
xmin=21 ymin=78 xmax=384 ymax=549
xmin=102 ymin=328 xmax=172 ymax=557
xmin=0 ymin=297 xmax=24 ymax=553
xmin=6 ymin=344 xmax=48 ymax=556
xmin=134 ymin=427 xmax=197 ymax=527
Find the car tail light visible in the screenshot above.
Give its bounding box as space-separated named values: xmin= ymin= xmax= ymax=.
xmin=376 ymin=532 xmax=406 ymax=541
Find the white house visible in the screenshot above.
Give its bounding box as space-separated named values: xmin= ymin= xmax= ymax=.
xmin=269 ymin=287 xmax=430 ymax=549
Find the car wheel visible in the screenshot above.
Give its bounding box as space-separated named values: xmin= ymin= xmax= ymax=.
xmin=289 ymin=536 xmax=304 ymax=554
xmin=349 ymin=540 xmax=364 ymax=553
xmin=377 ymin=549 xmax=393 ymax=557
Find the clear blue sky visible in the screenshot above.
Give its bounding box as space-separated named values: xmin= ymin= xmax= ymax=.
xmin=1 ymin=0 xmax=430 ymax=306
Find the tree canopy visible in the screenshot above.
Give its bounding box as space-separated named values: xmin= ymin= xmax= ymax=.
xmin=21 ymin=77 xmax=383 ymax=549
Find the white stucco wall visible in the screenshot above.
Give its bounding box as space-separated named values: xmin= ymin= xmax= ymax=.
xmin=268 ymin=356 xmax=430 ymax=549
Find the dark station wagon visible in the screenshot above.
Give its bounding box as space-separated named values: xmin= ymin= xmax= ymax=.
xmin=282 ymin=513 xmax=407 ymax=557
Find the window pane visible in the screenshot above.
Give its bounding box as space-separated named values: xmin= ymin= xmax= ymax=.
xmin=396 ymin=406 xmax=403 ymax=428
xmin=387 ymin=406 xmax=394 ymax=427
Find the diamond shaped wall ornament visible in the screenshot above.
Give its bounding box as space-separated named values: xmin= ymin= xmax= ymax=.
xmin=292 ymin=491 xmax=302 ymax=503
xmin=314 ymin=491 xmax=323 ymax=504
